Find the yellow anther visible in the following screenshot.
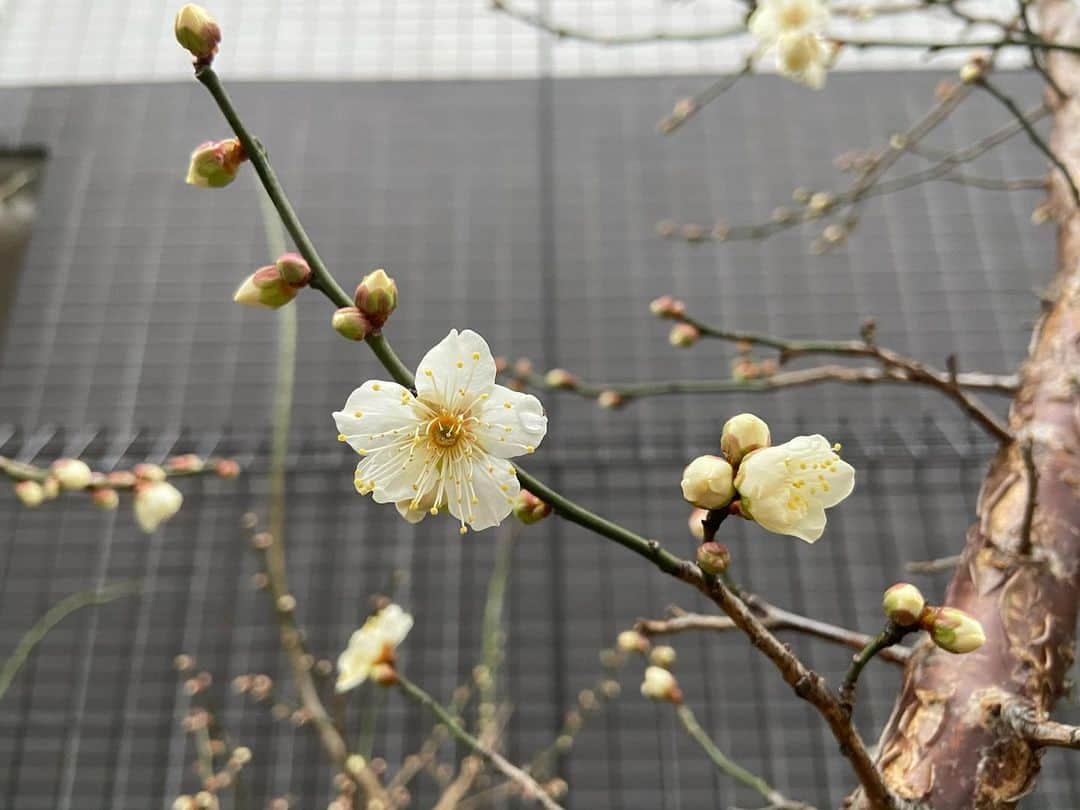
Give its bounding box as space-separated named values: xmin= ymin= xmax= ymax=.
xmin=472 ymin=352 xmax=480 ymax=360
xmin=338 ymin=433 xmax=346 ymax=442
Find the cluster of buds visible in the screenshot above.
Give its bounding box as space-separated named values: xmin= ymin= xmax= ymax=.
xmin=882 ymin=582 xmax=986 ymax=655
xmin=174 ymin=4 xmax=221 ymax=64
xmin=681 ymin=413 xmax=771 ymax=517
xmin=731 ymin=342 xmax=779 ymax=381
xmin=648 ymin=295 xmax=686 ymax=320
xmin=234 ymin=253 xmax=313 ymax=310
xmin=512 ymin=489 xmax=552 ymax=525
xmin=331 ymin=268 xmax=399 ymax=340
xmin=186 ymin=138 xmax=246 ymax=189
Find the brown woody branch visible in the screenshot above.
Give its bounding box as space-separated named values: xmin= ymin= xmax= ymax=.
xmin=999 ymin=699 xmax=1080 ymax=749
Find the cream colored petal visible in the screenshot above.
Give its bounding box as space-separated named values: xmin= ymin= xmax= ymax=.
xmin=373 ymin=604 xmax=414 ymax=646
xmin=457 ymin=455 xmax=519 ymax=531
xmin=414 ymin=329 xmax=498 ymax=406
xmin=473 ymin=385 xmax=548 ymax=459
xmin=333 ymin=380 xmax=419 ymax=455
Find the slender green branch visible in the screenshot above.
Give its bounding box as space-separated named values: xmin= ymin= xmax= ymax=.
xmin=834 ymin=33 xmax=1080 ymax=54
xmin=396 ymin=674 xmax=563 ymax=810
xmin=0 ymin=581 xmax=141 ymax=700
xmin=838 ymin=622 xmax=911 ymax=714
xmin=676 ymin=704 xmax=814 ymax=809
xmin=976 ymin=75 xmax=1080 ymax=208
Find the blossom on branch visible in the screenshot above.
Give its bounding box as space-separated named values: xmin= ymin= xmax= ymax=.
xmin=734 ymin=434 xmax=854 ymax=542
xmin=748 ymin=0 xmax=833 ymax=89
xmin=333 ymin=329 xmax=548 ymax=533
xmin=336 ymin=604 xmax=414 ymax=692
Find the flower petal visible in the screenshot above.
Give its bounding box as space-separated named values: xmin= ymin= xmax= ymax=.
xmin=333 ymin=380 xmax=419 ymax=455
xmin=474 ymin=385 xmax=548 ymax=459
xmin=336 ymin=633 xmax=380 ymax=692
xmin=451 ymin=455 xmax=519 ymax=531
xmin=414 ymin=329 xmax=497 ymax=406
xmin=374 ymin=604 xmax=414 ymax=645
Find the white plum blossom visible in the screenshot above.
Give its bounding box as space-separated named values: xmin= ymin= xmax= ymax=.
xmin=334 ymin=329 xmax=547 ymax=533
xmin=748 ymin=0 xmax=833 ymax=90
xmin=749 ymin=0 xmax=829 ymax=46
xmin=336 ymin=604 xmax=414 ymax=692
xmin=133 ymin=481 xmax=184 ymax=533
xmin=734 ymin=434 xmax=854 ymax=543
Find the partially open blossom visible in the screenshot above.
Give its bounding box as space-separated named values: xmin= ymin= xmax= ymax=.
xmin=922 ymin=606 xmax=986 ymax=654
xmin=513 ymin=489 xmax=552 ymax=525
xmin=336 ymin=604 xmax=414 ymax=692
xmin=776 ymin=31 xmax=832 ymax=89
xmin=52 ymin=458 xmax=93 ymax=490
xmin=134 ymin=481 xmax=184 ymax=532
xmin=331 ymin=307 xmax=371 ymax=341
xmin=14 ymin=480 xmax=45 ymax=508
xmin=680 ymin=455 xmax=736 ymax=510
xmin=174 ymin=4 xmax=221 ymax=62
xmin=234 ymin=266 xmax=300 ymax=309
xmin=354 ymin=268 xmax=398 ymax=330
xmin=882 ymin=582 xmax=925 ymax=627
xmin=640 ymin=666 xmax=682 ymax=703
xmin=668 ymin=322 xmax=700 ymax=348
xmin=275 ymin=252 xmax=312 ymax=287
xmin=333 ymin=329 xmax=547 ymax=533
xmin=734 ymin=434 xmax=854 ymax=543
xmin=696 ymin=541 xmax=731 ymax=575
xmin=721 ymin=413 xmax=772 ymax=465
xmin=92 ymin=488 xmax=120 ymax=511
xmin=186 ymin=138 xmax=245 ymax=188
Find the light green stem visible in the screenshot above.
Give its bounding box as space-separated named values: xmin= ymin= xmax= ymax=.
xmin=0 ymin=581 xmax=141 ymax=700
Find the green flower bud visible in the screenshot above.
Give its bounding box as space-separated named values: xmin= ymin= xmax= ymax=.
xmin=354 ymin=268 xmax=398 ymax=329
xmin=185 ymin=138 xmax=245 ymax=188
xmin=174 ymin=4 xmax=221 ymax=62
xmin=234 ymin=267 xmax=299 ymax=309
xmin=275 ymin=252 xmax=312 ymax=287
xmin=331 ymin=307 xmax=371 ymax=341
xmin=924 ymin=607 xmax=986 ymax=654
xmin=882 ymin=582 xmax=925 ymax=627
xmin=512 ymin=489 xmax=552 ymax=525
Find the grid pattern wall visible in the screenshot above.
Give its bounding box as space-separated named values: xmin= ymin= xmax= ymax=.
xmin=0 ymin=0 xmax=1027 ymax=86
xmin=0 ymin=71 xmax=1069 ymax=808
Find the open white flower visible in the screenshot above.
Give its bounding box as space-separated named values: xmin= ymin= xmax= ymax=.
xmin=749 ymin=0 xmax=829 ymax=47
xmin=336 ymin=604 xmax=414 ymax=692
xmin=133 ymin=481 xmax=184 ymax=533
xmin=333 ymin=329 xmax=547 ymax=533
xmin=734 ymin=434 xmax=854 ymax=543
xmin=776 ymin=31 xmax=832 ymax=90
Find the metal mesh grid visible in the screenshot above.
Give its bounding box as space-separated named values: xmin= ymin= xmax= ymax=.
xmin=0 ymin=70 xmax=1073 ymax=807
xmin=0 ymin=0 xmax=1027 ymax=86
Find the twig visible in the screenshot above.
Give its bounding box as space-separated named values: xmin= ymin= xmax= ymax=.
xmin=976 ymin=75 xmax=1080 ymax=208
xmin=838 ymin=622 xmax=911 ymax=714
xmin=833 ymin=33 xmax=1080 ymax=55
xmin=675 ymin=703 xmax=815 ymax=810
xmin=396 ymin=674 xmax=564 ymax=810
xmin=1000 ymin=699 xmax=1080 ymax=749
xmin=635 ymin=603 xmax=911 ymax=666
xmin=905 ymin=553 xmax=964 ymax=574
xmin=658 ymin=58 xmax=754 ymax=135
xmin=0 ymin=580 xmax=141 ymax=700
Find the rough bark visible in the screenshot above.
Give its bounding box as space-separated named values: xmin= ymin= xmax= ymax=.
xmin=863 ymin=6 xmax=1080 ymax=807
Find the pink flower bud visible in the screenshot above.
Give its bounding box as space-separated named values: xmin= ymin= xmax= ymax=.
xmin=133 ymin=463 xmax=167 ymax=482
xmin=331 ymin=307 xmax=371 ymax=341
xmin=41 ymin=476 xmax=60 ymax=499
xmin=174 ymin=4 xmax=221 ymax=62
xmin=167 ymin=454 xmax=204 ymax=473
xmin=92 ymin=488 xmax=120 ymax=511
xmin=275 ymin=252 xmax=312 ymax=287
xmin=353 ymin=269 xmax=398 ymax=330
xmin=597 ymin=390 xmax=626 ymax=410
xmin=696 ymin=542 xmax=730 ymax=575
xmin=186 ymin=138 xmax=245 ymax=188
xmin=14 ymin=480 xmax=45 ymax=508
xmin=215 ymin=459 xmax=241 ymax=479
xmin=512 ymin=489 xmax=552 ymax=525
xmin=234 ymin=266 xmax=300 ymax=309
xmin=107 ymin=470 xmax=138 ymax=488
xmin=668 ymin=323 xmax=700 ymax=348
xmin=648 ymin=295 xmax=686 ymax=319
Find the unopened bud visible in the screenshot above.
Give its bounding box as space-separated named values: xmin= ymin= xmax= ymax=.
xmin=186 ymin=138 xmax=245 ymax=189
xmin=42 ymin=476 xmax=60 ymax=500
xmin=107 ymin=470 xmax=138 ymax=488
xmin=14 ymin=480 xmax=45 ymax=508
xmin=807 ymin=191 xmax=835 ymax=214
xmin=134 ymin=481 xmax=184 ymax=533
xmin=696 ymin=542 xmax=730 ymax=575
xmin=923 ymin=606 xmax=985 ymax=654
xmin=91 ymin=488 xmax=120 ymax=511
xmin=207 ymin=459 xmax=237 ymax=479
xmin=649 ymin=295 xmax=686 ymax=319
xmin=174 ymin=4 xmax=221 ymax=62
xmin=680 ymin=223 xmax=705 ymax=242
xmin=882 ymin=582 xmax=925 ymax=627
xmin=331 ymin=307 xmax=371 ymax=341
xmin=688 ymin=507 xmax=708 ymax=541
xmin=959 ymin=58 xmax=986 ymax=84
xmin=649 ymin=645 xmax=677 ymax=669
xmin=513 ymin=489 xmax=552 ymax=525
xmin=52 ymin=458 xmax=93 ymax=490
xmin=597 ymin=390 xmax=626 ymax=410
xmin=134 ymin=463 xmax=167 ymax=482
xmin=616 ymin=630 xmax=650 ymax=654
xmin=668 ymin=323 xmax=700 ymax=348
xmin=234 ymin=266 xmax=300 ymax=309
xmin=640 ymin=665 xmax=682 ymax=703
xmin=275 ymin=252 xmax=312 ymax=287
xmin=167 ymin=453 xmax=204 ymax=473
xmin=680 ymin=454 xmax=735 ymax=510
xmin=354 ymin=268 xmax=398 ymax=329
xmin=345 ymin=754 xmax=367 ymax=778
xmin=720 ymin=413 xmax=772 ymax=465
xmin=544 ymin=368 xmax=578 ymax=389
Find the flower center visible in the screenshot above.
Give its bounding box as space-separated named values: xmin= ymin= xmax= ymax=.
xmin=427 ymin=411 xmax=466 ymax=447
xmin=780 ymin=5 xmax=808 ymax=28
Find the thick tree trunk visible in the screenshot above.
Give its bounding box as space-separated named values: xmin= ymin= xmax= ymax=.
xmin=866 ymin=5 xmax=1080 ymax=807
